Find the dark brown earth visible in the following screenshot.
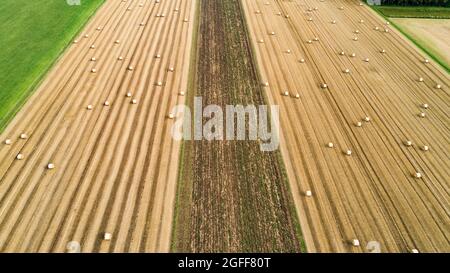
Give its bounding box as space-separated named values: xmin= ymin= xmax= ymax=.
xmin=173 ymin=0 xmax=304 ymax=253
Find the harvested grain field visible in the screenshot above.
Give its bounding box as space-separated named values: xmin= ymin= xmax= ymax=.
xmin=172 ymin=0 xmax=304 ymax=252
xmin=0 ymin=0 xmax=196 ymax=252
xmin=391 ymin=18 xmax=450 ymax=69
xmin=242 ymin=0 xmax=450 ymax=253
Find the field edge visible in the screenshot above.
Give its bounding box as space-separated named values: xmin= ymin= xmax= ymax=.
xmin=368 ymin=4 xmax=450 ymax=73
xmin=237 ymin=0 xmax=307 ymax=253
xmin=170 ymin=0 xmax=202 ymax=253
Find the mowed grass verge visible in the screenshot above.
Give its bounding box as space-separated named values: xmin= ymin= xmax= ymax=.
xmin=0 ymin=0 xmax=105 ymax=132
xmin=373 ymin=6 xmax=450 ymax=19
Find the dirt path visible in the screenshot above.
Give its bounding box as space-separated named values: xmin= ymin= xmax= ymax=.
xmin=242 ymin=0 xmax=449 ymax=253
xmin=0 ymin=0 xmax=197 ymax=253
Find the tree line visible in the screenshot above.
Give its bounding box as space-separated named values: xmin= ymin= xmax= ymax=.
xmin=380 ymin=0 xmax=449 ymax=6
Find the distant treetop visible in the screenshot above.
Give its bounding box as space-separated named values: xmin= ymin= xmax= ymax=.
xmin=379 ymin=0 xmax=449 ymax=6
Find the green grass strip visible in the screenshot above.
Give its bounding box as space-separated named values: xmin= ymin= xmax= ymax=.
xmin=0 ymin=0 xmax=105 ymax=132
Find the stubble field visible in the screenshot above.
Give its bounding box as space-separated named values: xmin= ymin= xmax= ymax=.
xmin=0 ymin=0 xmax=196 ymax=252
xmin=242 ymin=0 xmax=449 ymax=252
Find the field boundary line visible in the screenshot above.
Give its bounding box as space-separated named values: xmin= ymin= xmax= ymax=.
xmin=171 ymin=0 xmax=201 ymax=253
